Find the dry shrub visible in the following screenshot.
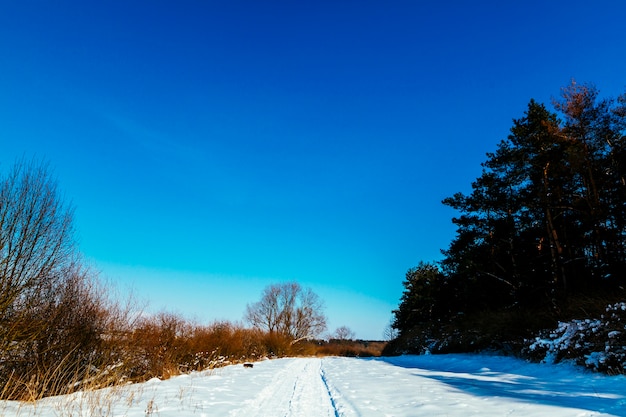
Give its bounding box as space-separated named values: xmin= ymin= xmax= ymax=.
xmin=290 ymin=340 xmax=318 ymax=357
xmin=195 ymin=323 xmax=296 ymax=360
xmin=122 ymin=312 xmax=193 ymax=380
xmin=316 ymin=340 xmax=386 ymax=357
xmin=261 ymin=331 xmax=293 ymax=357
xmin=200 ymin=322 xmax=268 ymax=361
xmin=120 ymin=317 xmax=299 ymax=381
xmin=0 ymin=265 xmax=133 ymax=401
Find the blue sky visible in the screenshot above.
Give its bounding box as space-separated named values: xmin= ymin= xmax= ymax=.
xmin=1 ymin=1 xmax=625 ymax=339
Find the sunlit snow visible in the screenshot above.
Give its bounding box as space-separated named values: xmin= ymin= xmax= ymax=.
xmin=2 ymin=354 xmax=624 ymax=416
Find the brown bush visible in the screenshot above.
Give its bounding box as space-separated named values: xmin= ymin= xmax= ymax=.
xmin=316 ymin=340 xmax=386 ymax=357
xmin=120 ymin=312 xmax=190 ymax=380
xmin=118 ymin=317 xmax=304 ymax=381
xmin=0 ymin=265 xmax=126 ymax=400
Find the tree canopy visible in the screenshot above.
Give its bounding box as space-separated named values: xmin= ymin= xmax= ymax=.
xmin=392 ymin=81 xmax=626 ymax=349
xmin=245 ymin=282 xmax=327 ymax=342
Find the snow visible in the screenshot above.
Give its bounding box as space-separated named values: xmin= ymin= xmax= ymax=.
xmin=525 ymin=302 xmax=626 ymax=374
xmin=529 ymin=319 xmax=605 ymax=364
xmin=1 ymin=354 xmax=625 ymax=416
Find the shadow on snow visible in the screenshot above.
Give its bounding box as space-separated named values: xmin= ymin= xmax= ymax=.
xmin=371 ymin=354 xmax=626 ymax=416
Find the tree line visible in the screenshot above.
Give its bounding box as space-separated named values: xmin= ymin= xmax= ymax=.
xmin=389 ymin=81 xmax=626 ymax=354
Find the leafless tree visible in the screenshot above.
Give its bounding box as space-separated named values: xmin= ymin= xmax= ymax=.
xmin=0 ymin=160 xmax=90 ymax=398
xmin=333 ymin=325 xmax=356 ymax=341
xmin=245 ymin=282 xmax=327 ymax=342
xmin=383 ymin=318 xmax=399 ymax=341
xmin=0 ymin=160 xmax=75 ymax=346
xmin=0 ymin=159 xmax=147 ymax=399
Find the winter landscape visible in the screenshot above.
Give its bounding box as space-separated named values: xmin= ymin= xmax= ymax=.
xmin=3 ymin=2 xmax=626 ymax=417
xmin=2 ymin=354 xmax=625 ymax=417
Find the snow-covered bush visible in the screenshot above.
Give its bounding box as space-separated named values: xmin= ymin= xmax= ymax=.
xmin=525 ymin=302 xmax=626 ymax=374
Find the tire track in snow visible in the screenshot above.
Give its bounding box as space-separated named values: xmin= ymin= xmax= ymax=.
xmin=319 ymin=359 xmax=360 ymax=417
xmin=230 ymin=358 xmax=339 ymax=417
xmin=320 ymin=364 xmax=352 ymax=417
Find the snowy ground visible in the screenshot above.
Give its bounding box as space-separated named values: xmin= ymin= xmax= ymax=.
xmin=2 ymin=354 xmax=625 ymax=416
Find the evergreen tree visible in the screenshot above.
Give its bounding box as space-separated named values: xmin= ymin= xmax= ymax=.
xmin=553 ymin=82 xmax=626 ymax=285
xmin=392 ymin=262 xmax=448 ymax=335
xmin=390 ymin=82 xmax=626 ymax=353
xmin=442 ymin=83 xmax=626 ymax=311
xmin=442 ymin=100 xmax=566 ymax=308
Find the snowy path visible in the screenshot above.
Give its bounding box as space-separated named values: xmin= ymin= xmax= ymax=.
xmin=1 ymin=355 xmax=625 ymax=416
xmin=230 ymin=358 xmax=344 ymax=417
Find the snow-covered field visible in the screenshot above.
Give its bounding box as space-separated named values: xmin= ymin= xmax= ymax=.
xmin=2 ymin=354 xmax=625 ymax=416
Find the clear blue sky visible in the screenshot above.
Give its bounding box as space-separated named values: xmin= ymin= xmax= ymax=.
xmin=1 ymin=1 xmax=625 ymax=339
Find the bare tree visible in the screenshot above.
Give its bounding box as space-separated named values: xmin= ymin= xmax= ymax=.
xmin=383 ymin=318 xmax=399 ymax=341
xmin=0 ymin=159 xmax=147 ymax=399
xmin=245 ymin=282 xmax=327 ymax=342
xmin=0 ymin=160 xmax=75 ymax=345
xmin=333 ymin=326 xmax=356 ymax=341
